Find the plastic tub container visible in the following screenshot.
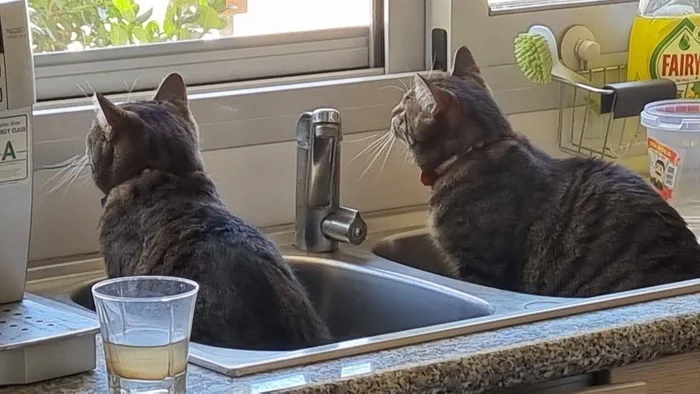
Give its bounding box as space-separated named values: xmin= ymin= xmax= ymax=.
xmin=641 ymin=99 xmax=700 ymax=231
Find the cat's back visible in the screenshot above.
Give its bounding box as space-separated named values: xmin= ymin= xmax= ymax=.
xmin=100 ymin=169 xmax=279 ymax=270
xmin=546 ymin=156 xmax=685 ymax=227
xmin=100 ymin=169 xmax=331 ymax=349
xmin=524 ymin=156 xmax=700 ymax=296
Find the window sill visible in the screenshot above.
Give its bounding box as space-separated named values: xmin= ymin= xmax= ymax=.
xmin=34 ymin=27 xmax=372 ymax=101
xmin=489 ymin=0 xmax=636 ymax=15
xmin=34 ymin=68 xmax=393 ymax=169
xmin=34 ymin=68 xmax=383 ymax=112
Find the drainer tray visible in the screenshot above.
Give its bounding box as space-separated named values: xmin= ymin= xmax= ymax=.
xmin=0 ymin=294 xmax=100 ymax=386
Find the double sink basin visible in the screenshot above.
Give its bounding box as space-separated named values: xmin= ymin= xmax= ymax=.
xmin=41 ymin=228 xmax=700 ymax=377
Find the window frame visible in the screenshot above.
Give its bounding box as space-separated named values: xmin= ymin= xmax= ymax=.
xmin=35 ymin=27 xmax=373 ymax=100
xmin=33 ymin=0 xmax=400 ymax=101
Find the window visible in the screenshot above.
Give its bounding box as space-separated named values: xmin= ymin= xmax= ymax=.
xmin=32 ymin=0 xmax=378 ymax=99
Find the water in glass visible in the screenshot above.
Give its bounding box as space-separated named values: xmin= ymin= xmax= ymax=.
xmin=92 ymin=276 xmax=199 ymax=394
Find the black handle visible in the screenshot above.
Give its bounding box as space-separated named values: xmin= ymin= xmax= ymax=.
xmin=600 ymin=79 xmax=677 ymax=119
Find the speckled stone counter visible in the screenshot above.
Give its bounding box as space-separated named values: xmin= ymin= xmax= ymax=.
xmin=3 ymin=292 xmax=699 ymax=394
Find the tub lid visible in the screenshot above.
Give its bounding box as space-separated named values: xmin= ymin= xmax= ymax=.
xmin=641 ymin=99 xmax=700 ymax=132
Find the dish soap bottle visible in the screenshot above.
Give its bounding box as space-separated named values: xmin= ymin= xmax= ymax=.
xmin=628 ymin=0 xmax=700 ymax=98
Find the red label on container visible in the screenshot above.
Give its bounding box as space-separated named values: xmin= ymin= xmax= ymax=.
xmin=648 ymin=137 xmax=681 ymax=201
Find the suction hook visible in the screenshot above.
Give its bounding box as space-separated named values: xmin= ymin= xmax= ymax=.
xmin=561 ymin=25 xmax=600 ymax=70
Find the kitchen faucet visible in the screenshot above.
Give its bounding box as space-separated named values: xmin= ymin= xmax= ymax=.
xmin=295 ymin=108 xmax=367 ymax=253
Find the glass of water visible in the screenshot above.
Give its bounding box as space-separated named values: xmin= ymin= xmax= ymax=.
xmin=92 ymin=276 xmax=199 ymax=394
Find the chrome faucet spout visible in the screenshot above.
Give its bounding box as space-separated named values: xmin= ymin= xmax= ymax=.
xmin=294 ymin=108 xmax=367 ymax=253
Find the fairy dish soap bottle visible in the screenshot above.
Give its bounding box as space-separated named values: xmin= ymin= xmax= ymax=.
xmin=628 ymin=0 xmax=700 ymax=98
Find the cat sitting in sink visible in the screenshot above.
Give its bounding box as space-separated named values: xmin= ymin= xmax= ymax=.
xmin=388 ymin=46 xmax=700 ymax=297
xmin=86 ymin=73 xmax=331 ymax=350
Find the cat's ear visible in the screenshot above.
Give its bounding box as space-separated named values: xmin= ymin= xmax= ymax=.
xmin=451 ymin=46 xmax=480 ymax=77
xmin=93 ymin=93 xmax=136 ymax=140
xmin=153 ymin=73 xmax=188 ymax=104
xmin=413 ymin=74 xmax=451 ymax=116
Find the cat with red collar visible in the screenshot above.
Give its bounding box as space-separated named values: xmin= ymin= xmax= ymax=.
xmin=389 ymin=46 xmax=700 ymax=297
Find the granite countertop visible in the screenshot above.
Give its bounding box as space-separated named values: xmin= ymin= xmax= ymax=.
xmin=2 ymin=292 xmax=699 ymax=394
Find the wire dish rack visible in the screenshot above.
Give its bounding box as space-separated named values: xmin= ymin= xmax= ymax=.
xmin=554 ymin=65 xmax=689 ymax=174
xmin=554 ymin=66 xmax=700 ymax=234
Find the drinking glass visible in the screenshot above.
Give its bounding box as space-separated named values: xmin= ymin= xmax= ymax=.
xmin=92 ymin=276 xmax=199 ymax=394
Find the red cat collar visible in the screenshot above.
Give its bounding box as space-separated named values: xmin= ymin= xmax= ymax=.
xmin=420 ymin=156 xmax=458 ymax=187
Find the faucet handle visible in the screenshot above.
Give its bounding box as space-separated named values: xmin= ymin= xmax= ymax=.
xmin=321 ymin=207 xmax=367 ymax=246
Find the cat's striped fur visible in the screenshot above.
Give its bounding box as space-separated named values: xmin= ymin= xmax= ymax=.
xmin=88 ymin=74 xmax=331 ymax=349
xmin=389 ymin=47 xmax=700 ymax=297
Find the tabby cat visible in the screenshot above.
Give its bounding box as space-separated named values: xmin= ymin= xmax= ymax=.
xmin=389 ymin=46 xmax=700 ymax=297
xmin=88 ymin=73 xmax=331 ymax=349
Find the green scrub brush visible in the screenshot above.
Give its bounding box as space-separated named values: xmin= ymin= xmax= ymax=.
xmin=514 ymin=32 xmax=553 ymax=84
xmin=514 ymin=25 xmax=592 ymax=87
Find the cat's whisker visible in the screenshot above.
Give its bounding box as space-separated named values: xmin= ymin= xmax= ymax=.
xmin=350 ymin=133 xmax=389 ymax=159
xmin=354 ymin=133 xmax=388 ymax=170
xmin=41 ymin=154 xmax=84 ymax=188
xmin=76 ymin=84 xmax=90 ymax=99
xmin=427 ymin=54 xmax=437 ymax=78
xmin=84 ymin=80 xmax=96 ymax=95
xmin=359 ymin=133 xmax=393 ymax=180
xmin=401 ymin=144 xmax=412 ymax=167
xmin=379 ymin=85 xmax=407 ymax=94
xmin=129 ymin=77 xmax=139 ymax=93
xmin=77 ymin=172 xmax=92 ymax=186
xmin=396 ymin=78 xmax=410 ymax=92
xmin=43 ymin=166 xmax=75 ymax=191
xmin=345 ymin=132 xmax=382 ymax=144
xmin=47 ymin=172 xmax=75 ymax=194
xmin=358 ymin=140 xmax=390 ymax=180
xmin=347 ymin=131 xmax=391 ymax=165
xmin=61 ymin=158 xmax=89 ymax=196
xmin=349 ymin=135 xmax=387 ymax=168
xmin=377 ymin=134 xmax=396 ymax=179
xmin=215 ymin=103 xmax=239 ymax=114
xmin=124 ymin=77 xmax=140 ymax=102
xmin=45 ymin=155 xmax=89 ymax=194
xmin=365 ymin=133 xmax=391 ymax=162
xmin=45 ymin=153 xmax=84 ymax=170
xmin=64 ymin=156 xmax=87 ymax=179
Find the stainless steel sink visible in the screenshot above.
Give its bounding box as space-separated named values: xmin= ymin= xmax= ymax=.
xmin=30 ymin=219 xmax=700 ymax=378
xmin=373 ymin=228 xmax=456 ymax=278
xmin=55 ymin=252 xmax=494 ymax=376
xmin=69 ymin=255 xmax=492 ymax=344
xmin=373 ymin=228 xmax=700 ymax=295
